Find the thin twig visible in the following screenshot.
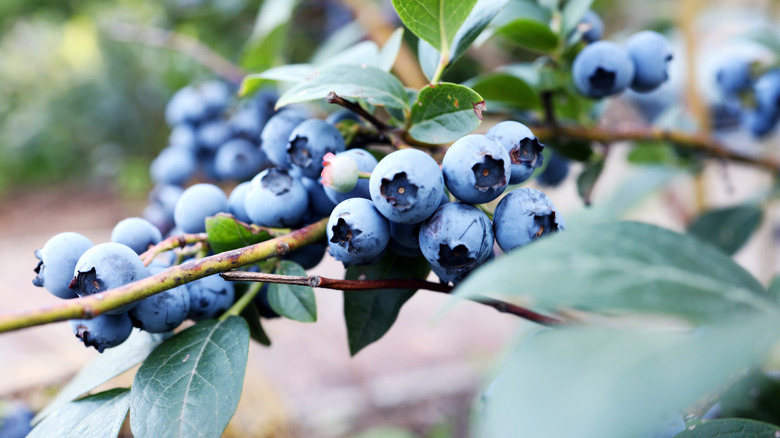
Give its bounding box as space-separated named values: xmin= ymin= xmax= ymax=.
xmin=140 ymin=233 xmax=208 ymax=266
xmin=103 ymin=22 xmax=246 ymax=85
xmin=326 ymin=92 xmax=389 ymax=132
xmin=0 ymin=219 xmax=328 ymax=334
xmin=220 ymin=271 xmax=565 ymax=326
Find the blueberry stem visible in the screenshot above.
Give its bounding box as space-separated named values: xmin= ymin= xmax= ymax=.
xmin=357 ymin=171 xmax=372 ymax=179
xmin=140 ymin=232 xmax=208 ymax=266
xmin=0 ymin=218 xmax=329 ymax=334
xmin=220 ymin=271 xmax=565 ymax=327
xmin=326 ymin=91 xmax=389 ymax=132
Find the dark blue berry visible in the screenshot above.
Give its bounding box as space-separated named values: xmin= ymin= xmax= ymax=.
xmin=625 ymin=31 xmax=673 ymax=93
xmin=173 ymin=184 xmax=228 ymax=233
xmin=244 ymin=168 xmax=308 ymax=227
xmin=442 ymin=134 xmax=510 ymax=204
xmin=111 ymin=217 xmax=163 ymax=255
xmin=327 ymin=198 xmax=390 ymax=266
xmin=287 ymin=119 xmax=346 ymax=179
xmin=260 ymin=110 xmax=308 ymax=168
xmin=486 ymin=121 xmax=545 ymax=184
xmin=573 ymin=41 xmax=635 ymax=98
xmin=69 ymin=312 xmax=133 ymax=353
xmin=187 ymin=274 xmax=235 ymax=321
xmin=33 ymin=232 xmax=94 ymax=299
xmin=493 ymin=188 xmax=564 ymax=252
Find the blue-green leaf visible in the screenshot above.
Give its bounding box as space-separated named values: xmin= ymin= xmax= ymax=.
xmin=239 ymin=64 xmax=315 ymax=97
xmin=129 ymin=317 xmax=249 ymax=438
xmin=675 ymin=419 xmax=780 ymax=437
xmin=240 ymin=0 xmax=300 ymax=70
xmin=466 ymin=72 xmax=539 ymax=110
xmin=495 ymin=18 xmax=559 ymax=52
xmin=267 ymin=260 xmax=317 ymax=323
xmin=688 ymin=205 xmax=764 ymax=255
xmin=409 ymin=82 xmax=484 ymax=143
xmin=391 ymin=0 xmax=478 ymax=54
xmin=378 ymin=28 xmax=405 ymax=71
xmin=29 ymin=389 xmax=130 ymax=438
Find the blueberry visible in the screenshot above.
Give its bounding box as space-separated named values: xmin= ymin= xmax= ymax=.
xmin=716 ymin=57 xmax=753 ymax=95
xmin=710 ymin=98 xmax=743 ymax=131
xmin=301 ymin=176 xmax=337 ymax=218
xmin=578 ymin=10 xmax=603 ymax=44
xmin=0 ymin=402 xmax=34 ymax=438
xmin=165 ymin=86 xmax=206 ymax=126
xmin=742 ymin=107 xmax=779 ymax=138
xmin=69 ymin=312 xmax=133 ymax=353
xmin=572 ymin=41 xmax=635 ymax=98
xmin=493 ymin=188 xmax=565 ymax=252
xmin=287 ymin=119 xmax=347 ymax=179
xmin=418 ymin=202 xmax=494 ymax=277
xmin=187 ymin=274 xmax=235 ymax=321
xmin=260 ymin=110 xmax=308 ymax=168
xmin=227 ymin=181 xmax=253 ymax=223
xmin=150 ymin=146 xmax=197 ymax=186
xmin=536 ymin=152 xmax=570 ymax=187
xmin=244 ymin=168 xmax=308 ymax=227
xmin=486 ymin=121 xmax=545 ymax=184
xmin=142 ymin=203 xmax=174 ymax=237
xmin=111 ymin=217 xmax=163 ymax=255
xmin=754 ymin=69 xmax=780 ymax=118
xmin=285 ymin=242 xmax=327 ymax=269
xmin=169 ymin=123 xmax=198 ymax=150
xmin=327 ymin=198 xmax=390 ymax=266
xmin=72 ymin=242 xmax=148 ymax=313
xmin=197 ymin=80 xmax=232 ymax=117
xmin=196 ymin=119 xmax=233 ymax=151
xmin=325 ymin=109 xmax=362 ymax=125
xmin=129 ymin=263 xmax=190 ymax=333
xmin=229 ymin=104 xmax=265 ymax=143
xmin=369 ymin=149 xmax=445 ymax=224
xmin=625 ymin=31 xmax=673 ymax=93
xmin=148 ymin=184 xmax=184 ymax=218
xmin=442 ymin=134 xmax=511 ymax=204
xmin=390 ymin=221 xmax=422 ymax=250
xmin=214 ymin=138 xmax=267 ymax=181
xmin=324 ymin=148 xmax=378 ymax=204
xmin=33 ymin=232 xmax=94 ymax=299
xmin=173 ymin=183 xmax=228 ymax=233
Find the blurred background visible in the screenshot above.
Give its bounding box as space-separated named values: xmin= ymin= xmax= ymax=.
xmin=1 ymin=0 xmax=780 ymax=437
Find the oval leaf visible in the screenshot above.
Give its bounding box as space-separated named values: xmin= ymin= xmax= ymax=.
xmin=239 ymin=64 xmax=316 ymax=97
xmin=344 ymin=252 xmax=430 ymax=356
xmin=409 ymin=82 xmax=484 ymax=143
xmin=688 ymin=205 xmax=764 ymax=255
xmin=391 ymin=0 xmax=477 ymax=54
xmin=276 ymin=64 xmax=409 ymax=110
xmin=267 ymin=260 xmax=317 ymax=322
xmin=496 ymin=18 xmax=559 ymax=52
xmin=479 ymin=321 xmax=780 ymax=438
xmin=29 ymin=388 xmax=130 ymax=438
xmin=33 ymin=330 xmax=167 ymax=425
xmin=454 ymin=221 xmax=776 ymax=323
xmin=676 ymin=419 xmax=780 ymax=437
xmin=467 ymin=72 xmax=539 ymax=110
xmin=206 ymin=213 xmax=278 ymax=254
xmin=378 ymin=27 xmax=405 ymax=71
xmin=129 ymin=317 xmax=250 ymax=438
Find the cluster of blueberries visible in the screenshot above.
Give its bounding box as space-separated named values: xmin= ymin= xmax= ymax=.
xmin=572 ymin=11 xmax=673 ymax=99
xmin=32 ymin=78 xmax=568 ymax=352
xmin=713 ymin=58 xmax=780 ymax=138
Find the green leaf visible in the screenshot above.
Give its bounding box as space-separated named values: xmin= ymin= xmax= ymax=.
xmin=466 ymin=73 xmax=539 ymax=110
xmin=129 ymin=317 xmax=249 ymax=438
xmin=454 ymin=221 xmax=777 ymax=323
xmin=206 ymin=213 xmax=275 ymax=254
xmin=688 ymin=205 xmax=764 ymax=255
xmin=741 ymin=28 xmax=780 ymax=56
xmin=344 ymin=252 xmax=430 ymax=356
xmin=409 ymin=82 xmax=485 ymax=143
xmin=576 ymin=159 xmax=604 ymax=205
xmin=391 ymin=0 xmax=477 ymax=55
xmin=276 ymin=64 xmax=409 ymax=110
xmin=239 ymin=64 xmax=315 ymax=97
xmin=627 ymin=143 xmax=678 ymax=164
xmin=769 ymin=275 xmax=780 ymax=304
xmin=241 ymin=299 xmax=272 ymax=346
xmin=267 ymin=261 xmax=317 ymax=323
xmin=240 ymin=0 xmax=300 ymax=70
xmin=310 ymin=21 xmax=366 ymax=65
xmin=320 ymin=41 xmax=379 ymax=68
xmin=29 ymin=389 xmax=130 ymax=438
xmin=717 ymin=372 xmax=780 ymax=426
xmin=378 ymin=28 xmax=405 ymax=71
xmin=560 ymin=0 xmax=595 ymax=37
xmin=496 ymin=18 xmax=559 ymax=52
xmin=675 ymin=419 xmax=780 ymax=437
xmin=550 ymin=139 xmax=593 ymax=161
xmin=479 ymin=321 xmax=780 ymax=438
xmin=33 ymin=330 xmax=167 ymax=425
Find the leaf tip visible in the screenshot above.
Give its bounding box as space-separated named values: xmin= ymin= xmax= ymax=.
xmin=473 ymin=100 xmax=486 ymax=120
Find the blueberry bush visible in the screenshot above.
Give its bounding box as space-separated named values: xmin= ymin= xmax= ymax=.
xmin=4 ymin=0 xmax=780 ymax=437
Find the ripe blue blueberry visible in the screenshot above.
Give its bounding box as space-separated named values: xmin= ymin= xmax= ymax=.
xmin=244 ymin=168 xmax=308 ymax=227
xmin=260 ymin=109 xmax=308 ymax=168
xmin=228 ymin=181 xmax=253 ymax=223
xmin=301 ymin=176 xmax=337 ymax=218
xmin=716 ymin=57 xmax=753 ymax=95
xmin=33 ymin=232 xmax=94 ymax=299
xmin=418 ymin=202 xmax=494 ymax=277
xmin=755 ymin=69 xmax=780 ymax=118
xmin=327 ymin=198 xmax=390 ymax=266
xmin=493 ymin=188 xmax=565 ymax=252
xmin=572 ymin=41 xmax=635 ymax=98
xmin=625 ymin=31 xmax=673 ymax=93
xmin=169 ymin=123 xmax=198 ymax=150
xmin=324 ymin=148 xmax=378 ymax=205
xmin=129 ymin=263 xmax=190 ymax=333
xmin=197 ymin=80 xmax=231 ymax=117
xmin=325 ymin=109 xmax=362 ymax=125
xmin=165 ymin=86 xmax=206 ymax=126
xmin=578 ymin=10 xmax=603 ymax=43
xmin=254 ymin=283 xmax=280 ymax=319
xmin=486 ymin=121 xmax=545 ymax=184
xmin=173 ymin=183 xmax=228 ymax=233
xmin=71 ymin=242 xmax=148 ymax=313
xmin=69 ymin=312 xmax=133 ymax=353
xmin=536 ymin=152 xmax=570 ymax=187
xmin=195 ymin=119 xmax=232 ymax=151
xmin=214 ymin=138 xmax=267 ymax=181
xmin=285 ymin=242 xmax=327 ymax=270
xmin=442 ymin=134 xmax=511 ymax=204
xmin=369 ymin=149 xmax=445 ymax=224
xmin=149 ymin=184 xmax=184 ymax=217
xmin=742 ymin=108 xmax=778 ymax=138
xmin=287 ymin=119 xmax=346 ymax=179
xmin=150 ymin=146 xmax=197 ymax=186
xmin=187 ymin=274 xmax=235 ymax=321
xmin=111 ymin=217 xmax=162 ymax=255
xmin=0 ymin=402 xmax=34 ymax=438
